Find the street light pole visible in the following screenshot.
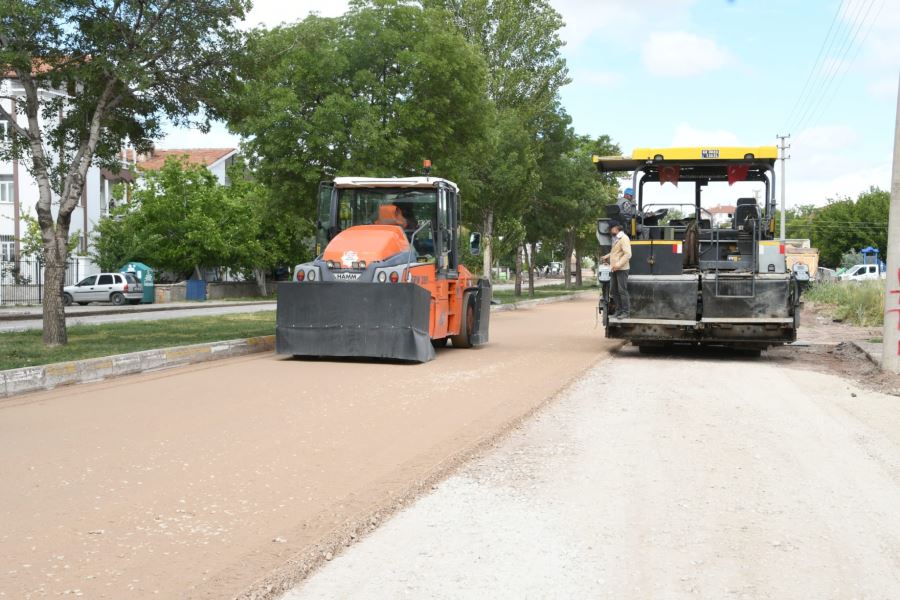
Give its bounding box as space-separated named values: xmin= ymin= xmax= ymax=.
xmin=776 ymin=134 xmax=791 ymax=241
xmin=882 ymin=74 xmax=900 ymax=373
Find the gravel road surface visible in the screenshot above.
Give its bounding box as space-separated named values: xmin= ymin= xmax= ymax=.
xmin=0 ymin=296 xmax=609 ymax=599
xmin=0 ymin=302 xmax=277 ymax=332
xmin=285 ymin=347 xmax=900 ymax=600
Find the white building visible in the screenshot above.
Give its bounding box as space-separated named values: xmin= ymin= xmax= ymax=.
xmin=707 ymin=204 xmax=737 ymax=228
xmin=0 ymin=76 xmax=138 ymax=267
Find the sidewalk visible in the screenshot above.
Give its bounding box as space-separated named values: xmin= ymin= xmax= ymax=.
xmin=0 ymin=299 xmax=274 ymax=321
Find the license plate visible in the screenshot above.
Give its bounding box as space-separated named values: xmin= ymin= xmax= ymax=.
xmin=333 ymin=272 xmax=361 ymax=281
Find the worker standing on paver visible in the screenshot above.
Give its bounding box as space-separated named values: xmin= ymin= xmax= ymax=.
xmin=616 ymin=187 xmax=636 ymax=219
xmin=602 ymin=220 xmax=631 ymax=318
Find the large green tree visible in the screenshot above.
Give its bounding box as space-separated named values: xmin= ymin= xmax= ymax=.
xmin=0 ymin=0 xmax=247 ymax=345
xmin=222 ymin=0 xmax=490 ymax=221
xmin=780 ymin=188 xmax=889 ymax=268
xmin=424 ymin=0 xmax=570 ymax=279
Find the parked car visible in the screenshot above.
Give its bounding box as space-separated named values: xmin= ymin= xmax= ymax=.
xmin=63 ymin=273 xmax=144 ymax=306
xmin=839 ymin=263 xmax=886 ymax=282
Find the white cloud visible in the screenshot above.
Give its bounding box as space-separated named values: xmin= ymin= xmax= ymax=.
xmin=243 ymin=0 xmax=350 ymax=29
xmin=670 ymin=123 xmax=740 ymax=147
xmin=792 ymin=125 xmax=858 ymax=153
xmin=158 ymin=122 xmax=240 ymax=149
xmin=552 ymin=0 xmax=695 ymax=49
xmin=641 ymin=31 xmax=732 ymax=77
xmin=789 ymin=163 xmax=890 ymax=207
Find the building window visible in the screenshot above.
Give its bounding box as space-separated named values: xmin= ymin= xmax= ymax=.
xmin=0 ymin=117 xmax=9 ymax=139
xmin=0 ymin=174 xmax=12 ymax=203
xmin=0 ymin=235 xmax=15 ymax=262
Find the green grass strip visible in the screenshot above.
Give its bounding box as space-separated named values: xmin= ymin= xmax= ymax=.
xmin=0 ymin=311 xmax=275 ymax=371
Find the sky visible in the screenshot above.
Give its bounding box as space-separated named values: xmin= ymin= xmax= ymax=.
xmin=161 ymin=0 xmax=900 ymax=210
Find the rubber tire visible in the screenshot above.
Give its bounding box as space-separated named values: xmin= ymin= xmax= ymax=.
xmin=111 ymin=292 xmax=126 ymax=306
xmin=431 ymin=337 xmax=449 ymax=349
xmin=63 ymin=293 xmax=73 ymax=307
xmin=450 ymin=292 xmax=476 ymax=349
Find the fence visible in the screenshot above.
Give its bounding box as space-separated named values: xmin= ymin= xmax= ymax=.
xmin=0 ymin=258 xmax=88 ymax=306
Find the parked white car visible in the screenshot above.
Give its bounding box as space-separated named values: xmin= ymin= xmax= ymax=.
xmin=839 ymin=263 xmax=885 ymax=282
xmin=63 ymin=273 xmax=143 ymax=306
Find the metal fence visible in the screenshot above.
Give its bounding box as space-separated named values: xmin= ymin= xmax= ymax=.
xmin=0 ymin=258 xmax=87 ymax=306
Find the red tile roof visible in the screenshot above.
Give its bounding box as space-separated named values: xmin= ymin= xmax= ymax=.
xmin=136 ymin=148 xmax=236 ymax=171
xmin=707 ymin=205 xmax=737 ymax=214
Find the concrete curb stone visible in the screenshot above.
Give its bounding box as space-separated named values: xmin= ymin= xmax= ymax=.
xmin=0 ymin=335 xmax=275 ymax=399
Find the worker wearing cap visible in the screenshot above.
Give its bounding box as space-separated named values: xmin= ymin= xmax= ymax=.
xmin=616 ymin=187 xmax=636 ymax=218
xmin=601 ymin=220 xmax=631 ymax=318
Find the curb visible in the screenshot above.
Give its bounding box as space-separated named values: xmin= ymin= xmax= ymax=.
xmin=492 ymin=290 xmax=596 ymax=312
xmin=0 ymin=291 xmax=594 ymax=399
xmin=0 ymin=301 xmax=276 ymax=322
xmin=0 ymin=335 xmax=275 ymax=399
xmin=849 ymin=340 xmax=882 ymax=366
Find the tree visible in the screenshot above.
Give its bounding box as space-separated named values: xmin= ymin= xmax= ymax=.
xmin=424 ymin=0 xmax=570 ymax=279
xmin=801 ymin=187 xmax=888 ymax=267
xmin=0 ymin=0 xmax=248 ymax=345
xmin=222 ymin=1 xmax=490 ymax=220
xmin=224 ymin=167 xmax=313 ymax=295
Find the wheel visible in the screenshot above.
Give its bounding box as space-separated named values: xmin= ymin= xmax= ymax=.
xmin=63 ymin=293 xmax=73 ymax=307
xmin=111 ymin=292 xmax=126 ymax=306
xmin=431 ymin=337 xmax=449 ymax=349
xmin=450 ymin=292 xmax=476 ymax=349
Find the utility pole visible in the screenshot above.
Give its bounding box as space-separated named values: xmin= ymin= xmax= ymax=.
xmin=882 ymin=74 xmax=900 ymax=373
xmin=776 ymin=134 xmax=791 ymax=241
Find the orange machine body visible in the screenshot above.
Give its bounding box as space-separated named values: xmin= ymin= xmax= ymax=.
xmin=322 ymin=224 xmax=478 ymax=341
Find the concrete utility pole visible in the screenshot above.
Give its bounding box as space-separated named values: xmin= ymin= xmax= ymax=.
xmin=776 ymin=134 xmax=791 ymax=241
xmin=882 ymin=74 xmax=900 ymax=373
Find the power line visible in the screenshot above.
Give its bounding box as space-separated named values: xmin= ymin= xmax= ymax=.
xmin=796 ymin=0 xmax=875 ymax=129
xmin=782 ymin=0 xmax=847 ymax=130
xmin=793 ymin=0 xmax=881 ymax=132
xmin=795 ymin=0 xmax=887 ymax=133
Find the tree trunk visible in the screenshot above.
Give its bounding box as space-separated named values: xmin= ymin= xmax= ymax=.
xmin=514 ymin=244 xmax=523 ymax=297
xmin=575 ymin=247 xmax=583 ymax=287
xmin=526 ymin=242 xmax=536 ymax=298
xmin=41 ymin=241 xmax=69 ymax=346
xmin=253 ymin=267 xmax=268 ymax=297
xmin=481 ymin=210 xmax=493 ymax=282
xmin=563 ymin=230 xmax=575 ymax=289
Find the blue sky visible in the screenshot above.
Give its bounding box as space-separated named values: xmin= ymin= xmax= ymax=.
xmin=163 ymin=0 xmax=899 ymax=208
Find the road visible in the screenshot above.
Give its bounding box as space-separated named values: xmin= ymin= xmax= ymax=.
xmin=285 ymin=348 xmax=900 ymax=599
xmin=0 ymin=296 xmax=608 ymax=599
xmin=0 ymin=302 xmax=277 ymax=332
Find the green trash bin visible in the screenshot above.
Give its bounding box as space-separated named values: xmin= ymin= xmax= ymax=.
xmin=120 ymin=262 xmax=155 ymax=304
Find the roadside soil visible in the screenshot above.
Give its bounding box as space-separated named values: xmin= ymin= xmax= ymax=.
xmin=767 ymin=302 xmax=900 ymax=396
xmin=0 ymin=296 xmax=613 ymax=599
